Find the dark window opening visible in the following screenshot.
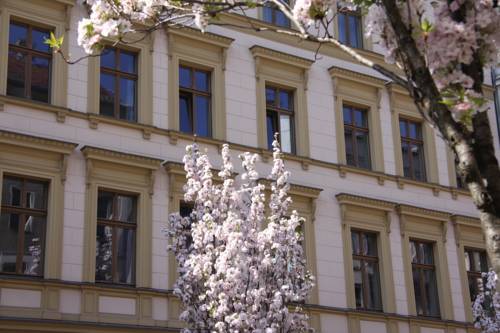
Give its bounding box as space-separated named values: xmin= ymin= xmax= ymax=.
xmin=343 ymin=105 xmax=371 ymax=169
xmin=338 ymin=9 xmax=363 ymax=48
xmin=263 ymin=0 xmax=291 ymax=28
xmin=464 ymin=248 xmax=488 ymax=301
xmin=400 ymin=118 xmax=426 ymax=181
xmin=266 ymin=85 xmax=295 ymax=154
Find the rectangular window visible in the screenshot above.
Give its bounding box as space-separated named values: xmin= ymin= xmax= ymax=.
xmin=343 ymin=105 xmax=371 ymax=169
xmin=410 ymin=240 xmax=440 ymax=317
xmin=263 ymin=0 xmax=291 ymax=28
xmin=100 ymin=47 xmax=138 ymax=122
xmin=266 ymin=86 xmax=295 ymax=154
xmin=0 ymin=175 xmax=48 ymax=276
xmin=7 ymin=21 xmax=52 ymax=103
xmin=96 ymin=190 xmax=137 ymax=285
xmin=351 ymin=230 xmax=382 ymax=311
xmin=464 ymin=248 xmax=488 ymax=301
xmin=400 ymin=118 xmax=426 ymax=181
xmin=179 ymin=65 xmax=212 ymax=137
xmin=338 ymin=9 xmax=363 ymax=48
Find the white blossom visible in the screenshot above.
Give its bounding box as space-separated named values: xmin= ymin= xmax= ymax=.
xmin=472 ymin=270 xmax=500 ymax=333
xmin=168 ymin=138 xmax=314 ymax=332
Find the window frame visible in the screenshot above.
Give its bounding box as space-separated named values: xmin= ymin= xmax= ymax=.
xmin=409 ymin=238 xmax=441 ymax=318
xmin=464 ymin=247 xmax=488 ymax=301
xmin=99 ymin=47 xmax=139 ymax=122
xmin=343 ymin=104 xmax=371 ymax=169
xmin=7 ymin=21 xmax=53 ymax=103
xmin=0 ymin=2 xmax=69 ymax=107
xmin=399 ymin=117 xmax=427 ymax=182
xmin=265 ymin=84 xmax=296 ymax=154
xmin=337 ymin=8 xmax=363 ymax=49
xmin=178 ymin=64 xmax=212 ymax=137
xmin=262 ymin=0 xmax=292 ymax=28
xmin=0 ymin=174 xmax=49 ymax=277
xmin=350 ymin=229 xmax=383 ymax=311
xmin=95 ymin=188 xmax=138 ymax=285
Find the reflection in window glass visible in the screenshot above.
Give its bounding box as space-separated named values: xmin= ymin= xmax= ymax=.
xmin=464 ymin=248 xmax=488 ymax=301
xmin=400 ymin=118 xmax=426 ymax=181
xmin=343 ymin=105 xmax=370 ymax=169
xmin=266 ymin=86 xmax=295 ymax=153
xmin=7 ymin=21 xmax=52 ymax=102
xmin=263 ymin=0 xmax=291 ymax=28
xmin=0 ymin=176 xmax=48 ymax=276
xmin=338 ymin=10 xmax=362 ymax=48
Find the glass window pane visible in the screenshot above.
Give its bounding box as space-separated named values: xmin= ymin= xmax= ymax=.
xmin=413 ymin=268 xmax=423 ymax=315
xmin=363 ymin=233 xmax=378 ymax=256
xmin=354 ymin=109 xmax=366 ymax=127
xmin=267 ymin=112 xmax=277 ymax=150
xmin=409 ymin=122 xmax=421 ymax=139
xmin=7 ymin=49 xmax=26 ymax=98
xmin=338 ymin=14 xmax=347 ymax=44
xmin=402 ymin=142 xmax=410 ymax=178
xmin=348 ymin=15 xmax=360 ymax=48
xmin=410 ymin=241 xmax=418 ymax=263
xmin=22 ymin=216 xmax=45 ymax=276
xmin=279 ymin=90 xmax=291 ymax=110
xmin=195 ymin=96 xmax=211 ymax=137
xmin=345 ymin=128 xmax=354 ymax=166
xmin=343 ymin=106 xmax=352 ymax=124
xmin=9 ymin=23 xmax=28 ymax=47
xmin=422 ymin=243 xmax=434 ymax=265
xmin=119 ymin=78 xmax=137 ymax=121
xmin=366 ymin=261 xmax=382 ymax=310
xmin=353 ymin=259 xmax=363 ymax=308
xmin=351 ymin=231 xmax=360 ymax=255
xmin=97 ymin=191 xmax=114 ymax=220
xmin=464 ymin=251 xmax=471 ymax=271
xmin=24 ymin=180 xmax=48 ymax=210
xmin=479 ymin=251 xmax=488 ymax=272
xmin=31 ymin=56 xmax=50 ymax=103
xmin=101 ymin=49 xmax=116 ymax=69
xmin=356 ymin=132 xmax=371 ymax=169
xmin=100 ymin=73 xmax=116 ymax=117
xmin=180 ymin=94 xmax=193 ymax=133
xmin=275 ymin=11 xmax=290 ymax=27
xmin=263 ymin=6 xmax=273 ymax=23
xmin=280 ymin=114 xmax=293 ymax=153
xmin=32 ymin=28 xmax=50 ymax=53
xmin=180 ymin=203 xmax=193 ymax=217
xmin=399 ymin=120 xmax=407 ymax=138
xmin=0 ymin=213 xmax=20 ymax=273
xmin=423 ymin=269 xmax=440 ymax=317
xmin=2 ymin=177 xmax=22 ymax=206
xmin=266 ymin=87 xmax=276 ymax=105
xmin=469 ymin=275 xmax=480 ymax=301
xmin=116 ymin=228 xmax=135 ymax=284
xmin=119 ymin=51 xmax=136 ymax=73
xmin=179 ymin=66 xmax=191 ymax=88
xmin=115 ymin=194 xmax=137 ymax=223
xmin=412 ymin=143 xmax=426 ymax=181
xmin=195 ymin=71 xmax=209 ymax=92
xmin=95 ymin=225 xmax=113 ymax=282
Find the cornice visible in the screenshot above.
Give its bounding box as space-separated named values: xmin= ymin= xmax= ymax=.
xmin=335 ymin=193 xmax=395 ymax=211
xmin=396 ymin=204 xmax=451 ymax=221
xmin=451 ymin=214 xmax=480 ymax=228
xmin=0 ymin=129 xmax=77 ymax=154
xmin=81 ymin=146 xmax=163 ymax=170
xmin=258 ymin=178 xmax=322 ymax=198
xmin=164 ymin=161 xmax=236 ymax=182
xmin=329 ymin=66 xmax=387 ymax=88
xmin=250 ymin=45 xmax=314 ymax=69
xmin=166 ymin=26 xmax=234 ymax=48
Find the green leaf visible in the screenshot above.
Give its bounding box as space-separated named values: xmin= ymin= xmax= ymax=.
xmin=421 ymin=18 xmax=433 ymax=33
xmin=44 ymin=31 xmax=64 ymax=50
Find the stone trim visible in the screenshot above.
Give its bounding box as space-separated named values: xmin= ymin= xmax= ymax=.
xmin=250 ymin=45 xmax=314 ymax=70
xmin=81 ymin=146 xmax=163 ymax=170
xmin=328 ymin=66 xmax=387 ymax=88
xmin=0 ymin=129 xmax=77 ymax=154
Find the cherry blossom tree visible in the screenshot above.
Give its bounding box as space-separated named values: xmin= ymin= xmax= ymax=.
xmin=167 ymin=138 xmax=314 ymax=332
xmin=472 ymin=270 xmax=500 ymax=333
xmin=52 ymin=1 xmax=500 ymax=274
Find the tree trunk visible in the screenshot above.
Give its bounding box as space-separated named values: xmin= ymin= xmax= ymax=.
xmin=381 ymin=0 xmax=500 ymax=275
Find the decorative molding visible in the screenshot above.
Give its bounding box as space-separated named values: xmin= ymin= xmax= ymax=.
xmin=328 ymin=66 xmax=387 ymax=88
xmin=88 ymin=115 xmax=99 ymax=129
xmin=250 ymin=45 xmax=314 ymax=69
xmin=56 ymin=110 xmax=67 ymax=123
xmin=60 ymin=154 xmax=69 ymax=184
xmin=259 ymin=178 xmax=323 ymax=198
xmin=142 ymin=128 xmax=152 ymax=140
xmin=81 ymin=146 xmax=163 ymax=170
xmin=0 ymin=129 xmax=77 ymax=154
xmin=336 ymin=193 xmax=396 ymax=211
xmin=396 ymin=204 xmax=451 ymax=221
xmin=148 ymin=169 xmax=155 ymax=196
xmin=166 ymin=26 xmax=234 ymax=49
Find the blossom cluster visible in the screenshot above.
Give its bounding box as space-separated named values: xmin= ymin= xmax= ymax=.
xmin=167 ymin=138 xmax=314 ymax=332
xmin=472 ymin=270 xmax=500 ymax=333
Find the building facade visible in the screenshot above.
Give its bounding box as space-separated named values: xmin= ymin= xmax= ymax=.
xmin=0 ymin=1 xmax=498 ymax=332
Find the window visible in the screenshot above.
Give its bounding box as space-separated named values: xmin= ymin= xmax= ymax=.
xmin=266 ymin=86 xmax=295 ymax=154
xmin=410 ymin=240 xmax=440 ymax=317
xmin=96 ymin=190 xmax=137 ymax=285
xmin=400 ymin=118 xmax=426 ymax=181
xmin=263 ymin=0 xmax=291 ymax=28
xmin=7 ymin=21 xmax=52 ymax=103
xmin=0 ymin=175 xmax=48 ymax=276
xmin=338 ymin=8 xmax=363 ymax=48
xmin=100 ymin=47 xmax=138 ymax=122
xmin=464 ymin=248 xmax=488 ymax=301
xmin=179 ymin=65 xmax=212 ymax=137
xmin=343 ymin=105 xmax=371 ymax=169
xmin=351 ymin=230 xmax=382 ymax=311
